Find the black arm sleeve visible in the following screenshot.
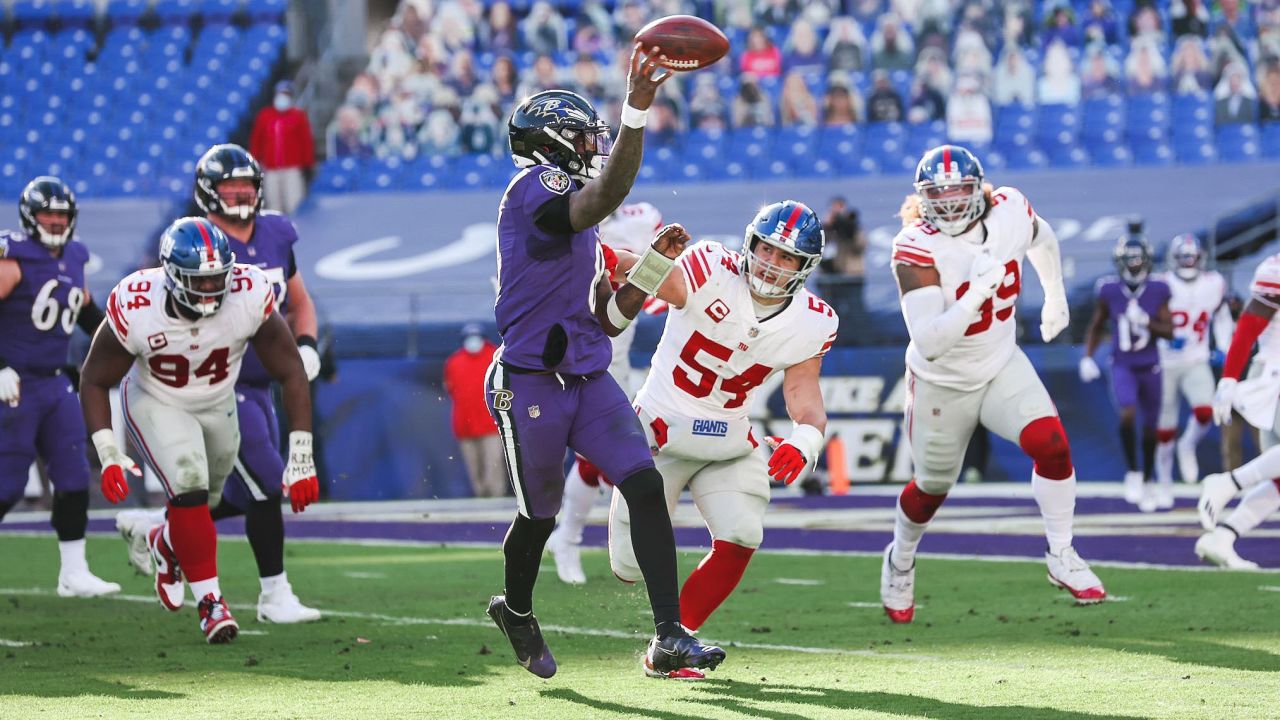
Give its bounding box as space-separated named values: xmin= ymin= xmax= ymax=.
xmin=76 ymin=299 xmax=106 ymax=335
xmin=286 ymin=249 xmax=298 ymax=280
xmin=532 ymin=193 xmax=574 ymax=235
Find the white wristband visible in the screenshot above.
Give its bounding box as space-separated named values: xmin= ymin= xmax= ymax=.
xmin=620 ymin=103 xmax=648 ymax=129
xmin=288 ymin=430 xmax=313 ymax=458
xmin=606 ymin=294 xmax=632 ymax=331
xmin=789 ymin=424 xmax=826 ymax=461
xmin=91 ymin=428 xmax=120 ymax=466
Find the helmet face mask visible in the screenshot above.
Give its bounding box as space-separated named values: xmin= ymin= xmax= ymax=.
xmin=1114 ymin=236 xmax=1153 ymax=288
xmin=194 ymin=144 xmax=263 ymax=222
xmin=913 ymin=145 xmax=987 ymax=238
xmin=159 ymin=218 xmax=236 ymax=317
xmin=1168 ymin=233 xmax=1204 ymax=281
xmin=741 ymin=200 xmax=824 ymax=299
xmin=19 ymin=176 xmax=77 ymax=249
xmin=509 ymin=90 xmax=612 ymax=183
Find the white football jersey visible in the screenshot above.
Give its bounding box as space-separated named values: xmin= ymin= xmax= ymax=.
xmin=891 ymin=186 xmax=1038 ymax=391
xmin=1157 ymin=270 xmax=1227 ymax=367
xmin=635 ymin=241 xmax=838 ymax=427
xmin=105 ymin=264 xmax=276 ymax=411
xmin=1251 ymin=254 xmax=1280 ymax=360
xmin=601 ymin=202 xmax=664 ymax=396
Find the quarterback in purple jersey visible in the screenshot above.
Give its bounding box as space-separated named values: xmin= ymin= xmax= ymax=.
xmin=115 ymin=144 xmax=322 ymax=624
xmin=1081 ymin=230 xmax=1174 ymax=511
xmin=485 ymin=44 xmax=725 ymax=680
xmin=0 ymin=176 xmax=119 ymax=597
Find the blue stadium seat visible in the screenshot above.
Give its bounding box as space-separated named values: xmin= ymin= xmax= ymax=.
xmin=904 ymin=120 xmax=946 ymax=157
xmin=1130 ymin=139 xmax=1174 ymax=166
xmin=1261 ymin=123 xmax=1280 ymax=159
xmin=777 ymin=125 xmax=817 ymax=159
xmin=817 ymin=124 xmax=862 ymax=159
xmin=1216 ymin=123 xmax=1262 ymax=163
xmin=107 ymin=0 xmax=150 ymax=25
xmin=1174 ymin=140 xmax=1216 ymax=165
xmin=247 ymin=0 xmax=287 ymax=22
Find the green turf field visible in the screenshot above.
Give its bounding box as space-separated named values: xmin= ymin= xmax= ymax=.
xmin=1 ymin=535 xmax=1278 ymax=719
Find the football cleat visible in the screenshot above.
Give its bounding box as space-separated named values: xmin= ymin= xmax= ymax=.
xmin=487 ymin=595 xmax=556 ymax=678
xmin=1045 ymin=546 xmax=1106 ymax=604
xmin=545 ymin=529 xmax=587 ymax=585
xmin=1154 ymin=482 xmax=1175 ymax=511
xmin=148 ymin=524 xmax=185 ymax=611
xmin=257 ymin=582 xmax=321 ymax=623
xmin=1198 ymin=472 xmax=1241 ymax=531
xmin=643 ymin=633 xmax=725 ymax=679
xmin=1122 ymin=471 xmax=1144 ymax=505
xmin=197 ymin=594 xmax=239 ymax=644
xmin=1176 ymin=436 xmax=1200 ymax=484
xmin=880 ymin=543 xmax=916 ymax=624
xmin=1194 ymin=529 xmax=1260 ymax=570
xmin=56 ymin=569 xmax=121 ymax=598
xmin=116 ymin=508 xmax=163 ymax=576
xmin=1138 ymin=485 xmax=1159 ymax=513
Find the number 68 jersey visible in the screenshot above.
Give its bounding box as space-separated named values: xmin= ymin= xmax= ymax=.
xmin=891 ymin=186 xmax=1037 ymax=392
xmin=104 ymin=264 xmax=275 ymax=411
xmin=633 ymin=241 xmax=838 ymax=460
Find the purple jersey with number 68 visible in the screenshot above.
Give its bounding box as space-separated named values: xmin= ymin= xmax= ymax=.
xmin=1096 ymin=276 xmax=1171 ymax=367
xmin=0 ymin=230 xmax=89 ymax=374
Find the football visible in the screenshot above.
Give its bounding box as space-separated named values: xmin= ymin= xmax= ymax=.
xmin=634 ymin=15 xmax=730 ymax=71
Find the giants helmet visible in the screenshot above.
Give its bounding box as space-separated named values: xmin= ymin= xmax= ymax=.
xmin=19 ymin=176 xmax=76 ymax=249
xmin=159 ymin=217 xmax=236 ymax=317
xmin=194 ymin=143 xmax=263 ymax=221
xmin=1113 ymin=232 xmax=1153 ymax=288
xmin=742 ymin=200 xmax=824 ymax=298
xmin=1167 ymin=233 xmax=1204 ymax=281
xmin=509 ymin=90 xmax=612 ymax=183
xmin=913 ymin=144 xmax=987 ymax=237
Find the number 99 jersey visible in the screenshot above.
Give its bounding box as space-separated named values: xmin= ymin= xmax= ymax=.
xmin=633 ymin=241 xmax=838 ymax=461
xmin=104 ymin=264 xmax=275 ymax=411
xmin=891 ymin=186 xmax=1036 ymax=392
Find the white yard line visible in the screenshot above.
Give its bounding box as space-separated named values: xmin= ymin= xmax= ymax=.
xmin=0 ymin=638 xmax=33 ymax=647
xmin=774 ymin=578 xmax=824 ymax=586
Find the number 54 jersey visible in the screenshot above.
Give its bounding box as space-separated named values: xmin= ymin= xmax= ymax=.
xmin=633 ymin=241 xmax=838 ymax=461
xmin=104 ymin=264 xmax=275 ymax=411
xmin=891 ymin=186 xmax=1036 ymax=392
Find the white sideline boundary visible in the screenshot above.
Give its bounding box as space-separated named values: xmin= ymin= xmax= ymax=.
xmin=0 ymin=587 xmax=933 ymax=661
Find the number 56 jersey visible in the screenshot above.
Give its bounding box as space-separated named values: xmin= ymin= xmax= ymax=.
xmin=633 ymin=241 xmax=838 ymax=461
xmin=104 ymin=264 xmax=275 ymax=411
xmin=891 ymin=186 xmax=1037 ymax=392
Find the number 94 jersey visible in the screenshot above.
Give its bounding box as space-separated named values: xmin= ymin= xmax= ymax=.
xmin=634 ymin=241 xmax=838 ymax=458
xmin=104 ymin=264 xmax=275 ymax=411
xmin=891 ymin=186 xmax=1036 ymax=391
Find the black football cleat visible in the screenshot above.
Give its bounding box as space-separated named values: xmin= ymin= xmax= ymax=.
xmin=643 ymin=633 xmax=726 ymax=679
xmin=487 ymin=595 xmax=556 ymax=678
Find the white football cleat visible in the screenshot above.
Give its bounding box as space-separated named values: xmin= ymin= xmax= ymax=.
xmin=56 ymin=569 xmax=121 ymax=598
xmin=1045 ymin=546 xmax=1106 ymax=604
xmin=257 ymin=582 xmax=322 ymax=623
xmin=545 ymin=529 xmax=587 ymax=585
xmin=1176 ymin=437 xmax=1199 ymax=484
xmin=1194 ymin=529 xmax=1259 ymax=570
xmin=1123 ymin=471 xmax=1144 ymax=505
xmin=1138 ymin=484 xmax=1158 ymax=513
xmin=1154 ymin=482 xmax=1175 ymax=511
xmin=1198 ymin=472 xmax=1240 ymax=531
xmin=880 ymin=543 xmax=915 ymax=624
xmin=116 ymin=509 xmax=162 ymax=576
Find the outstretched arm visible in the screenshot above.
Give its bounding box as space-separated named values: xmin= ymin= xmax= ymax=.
xmin=595 ymin=224 xmax=688 ymax=335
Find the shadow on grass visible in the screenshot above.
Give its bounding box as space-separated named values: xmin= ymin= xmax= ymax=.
xmin=543 ymin=680 xmax=1151 ymax=720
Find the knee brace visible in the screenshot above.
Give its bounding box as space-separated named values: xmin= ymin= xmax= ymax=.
xmin=900 ymin=479 xmax=947 ymax=523
xmin=169 ymin=490 xmax=210 ymax=508
xmin=1192 ymin=405 xmax=1213 ymax=425
xmin=50 ymin=490 xmax=89 ymax=541
xmin=1019 ymin=416 xmax=1073 ymax=480
xmin=1156 ymin=428 xmax=1178 ymax=444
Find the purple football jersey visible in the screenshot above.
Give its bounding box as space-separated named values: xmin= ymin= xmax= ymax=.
xmin=1096 ymin=276 xmax=1171 ymax=367
xmin=225 ymin=212 xmax=297 ymax=385
xmin=0 ymin=231 xmax=89 ymax=373
xmin=494 ymin=164 xmax=611 ymax=375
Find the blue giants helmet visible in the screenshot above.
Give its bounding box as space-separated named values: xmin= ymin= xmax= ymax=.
xmin=19 ymin=176 xmax=76 ymax=249
xmin=159 ymin=217 xmax=236 ymax=317
xmin=742 ymin=200 xmax=824 ymax=298
xmin=508 ymin=89 xmax=613 ymax=183
xmin=1167 ymin=233 xmax=1204 ymax=281
xmin=913 ymin=144 xmax=987 ymax=237
xmin=1113 ymin=231 xmax=1153 ymax=289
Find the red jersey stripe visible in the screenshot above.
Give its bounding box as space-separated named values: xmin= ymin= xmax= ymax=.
xmin=893 ymin=250 xmax=935 ymax=266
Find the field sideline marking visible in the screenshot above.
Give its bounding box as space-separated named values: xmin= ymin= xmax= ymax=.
xmin=0 ymin=587 xmax=934 ymax=661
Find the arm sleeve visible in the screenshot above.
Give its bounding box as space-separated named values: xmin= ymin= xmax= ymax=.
xmin=901 ymin=285 xmax=984 ymax=361
xmin=76 ymin=297 xmax=106 ymax=335
xmin=533 ymin=192 xmax=574 ymax=235
xmin=1223 ymin=310 xmax=1267 ymax=380
xmin=1026 ymin=214 xmax=1065 ymax=297
xmin=1212 ymin=300 xmax=1234 ymax=351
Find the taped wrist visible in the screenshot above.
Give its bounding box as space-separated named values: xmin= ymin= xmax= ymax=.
xmin=626 ymin=244 xmax=675 ymax=296
xmin=606 ymin=294 xmax=632 ymax=331
xmin=288 ymin=431 xmax=313 ymax=461
xmin=788 ymin=424 xmax=825 ymax=462
xmin=91 ymin=429 xmax=121 ymax=467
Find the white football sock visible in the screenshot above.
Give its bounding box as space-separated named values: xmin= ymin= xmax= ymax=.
xmin=1228 ymin=445 xmax=1280 ymax=490
xmin=1180 ymin=419 xmax=1212 ymax=448
xmin=1223 ymin=480 xmax=1280 ymax=537
xmin=1155 ymin=440 xmax=1175 ymax=486
xmin=190 ymin=578 xmax=222 ymax=602
xmin=58 ymin=538 xmax=88 ymax=575
xmin=892 ymin=504 xmax=928 ymax=571
xmin=260 ymin=572 xmax=287 ymax=594
xmin=1032 ymin=471 xmax=1076 ymax=554
xmin=556 ymin=461 xmax=598 ymax=545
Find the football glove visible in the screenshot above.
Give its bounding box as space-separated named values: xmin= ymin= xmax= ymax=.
xmin=967 ymin=251 xmax=1004 ymax=301
xmin=1213 ymin=377 xmax=1238 ymax=426
xmin=1039 ymin=290 xmax=1069 ymax=343
xmin=765 ymin=424 xmax=825 ymax=486
xmin=0 ymin=367 xmax=19 ymax=406
xmin=1078 ymin=356 xmax=1101 ymax=383
xmin=1169 ymin=336 xmax=1187 ymax=351
xmin=283 ymin=431 xmax=320 ymax=513
xmin=91 ymin=429 xmax=141 ymax=504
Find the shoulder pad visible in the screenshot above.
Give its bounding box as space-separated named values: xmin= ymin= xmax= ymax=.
xmin=990 ymin=186 xmax=1035 ymax=221
xmin=678 ymin=241 xmax=738 ymax=293
xmin=891 ymin=223 xmax=940 ymax=267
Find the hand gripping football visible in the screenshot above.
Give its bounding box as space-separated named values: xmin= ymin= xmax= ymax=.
xmin=634 ymin=15 xmax=730 ymax=71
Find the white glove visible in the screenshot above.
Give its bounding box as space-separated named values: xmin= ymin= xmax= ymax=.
xmin=298 ymin=343 xmax=321 ymax=382
xmin=1213 ymin=377 xmax=1238 ymax=426
xmin=0 ymin=367 xmax=19 ymax=406
xmin=1124 ymin=299 xmax=1149 ymax=327
xmin=1040 ymin=290 xmax=1069 ymax=343
xmin=1078 ymin=356 xmax=1101 ymax=383
xmin=283 ymin=430 xmax=320 ymax=513
xmin=967 ymin=251 xmax=1004 ymax=301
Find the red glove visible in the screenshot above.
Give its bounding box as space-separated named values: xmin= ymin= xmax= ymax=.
xmin=92 ymin=429 xmax=140 ymax=504
xmin=765 ymin=436 xmax=807 ymax=485
xmin=100 ymin=465 xmax=131 ymax=504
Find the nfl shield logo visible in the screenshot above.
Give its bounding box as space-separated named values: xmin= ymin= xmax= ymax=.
xmin=528 ymin=405 xmax=541 ymax=419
